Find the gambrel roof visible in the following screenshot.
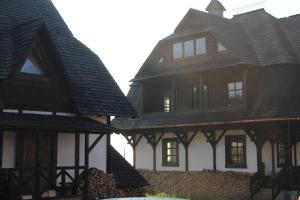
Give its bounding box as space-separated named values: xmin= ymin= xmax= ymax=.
xmin=0 ymin=0 xmax=136 ymax=117
xmin=133 ymin=9 xmax=300 ymax=81
xmin=113 ymin=9 xmax=300 ymax=131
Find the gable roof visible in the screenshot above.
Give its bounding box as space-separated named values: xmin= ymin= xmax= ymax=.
xmin=0 ymin=0 xmax=136 ymax=117
xmin=133 ymin=9 xmax=300 ymax=81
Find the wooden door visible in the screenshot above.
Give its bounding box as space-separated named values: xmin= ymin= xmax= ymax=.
xmin=16 ymin=133 xmax=57 ymax=195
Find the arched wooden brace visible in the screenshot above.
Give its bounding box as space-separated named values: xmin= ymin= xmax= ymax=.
xmin=144 ymin=132 xmax=165 ymax=171
xmin=203 ymin=130 xmax=227 ymax=171
xmin=122 ymin=133 xmax=143 ymax=168
xmin=174 ymin=131 xmax=197 ymax=171
xmin=244 ymin=128 xmax=269 ymax=176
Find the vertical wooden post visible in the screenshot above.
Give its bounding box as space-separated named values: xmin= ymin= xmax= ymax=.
xmin=75 ymin=132 xmax=80 ymax=179
xmin=133 ymin=145 xmax=136 ymax=168
xmin=184 ymin=145 xmax=189 ymax=172
xmin=106 ymin=116 xmax=111 ymax=173
xmin=84 ymin=133 xmax=89 ymax=200
xmin=171 ymin=79 xmax=176 ymax=112
xmin=271 ymin=141 xmax=275 ymax=175
xmin=152 ymin=134 xmax=157 ymax=171
xmin=294 ymin=143 xmax=297 ymax=166
xmin=199 ymin=74 xmax=204 ymax=109
xmin=35 ymin=133 xmax=41 ymax=199
xmin=212 ymin=132 xmax=217 ymax=172
xmin=287 ymin=121 xmax=292 ymax=188
xmin=0 ymin=130 xmax=3 ymax=168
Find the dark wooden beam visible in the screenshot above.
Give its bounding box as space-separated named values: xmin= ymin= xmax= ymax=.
xmin=75 ymin=132 xmax=80 ymax=179
xmin=203 ymin=130 xmax=226 ymax=171
xmin=287 ymin=121 xmax=292 ymax=188
xmin=88 ymin=134 xmax=104 ymax=154
xmin=0 ymin=130 xmax=3 ymax=168
xmin=35 ymin=133 xmax=41 ymax=199
xmin=84 ymin=133 xmax=89 ymax=200
xmin=294 ymin=143 xmax=297 ymax=166
xmin=106 ymin=116 xmax=111 ymax=174
xmin=271 ymin=140 xmax=275 ymax=175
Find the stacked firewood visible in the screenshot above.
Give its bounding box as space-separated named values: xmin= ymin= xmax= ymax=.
xmin=87 ymin=168 xmax=125 ymax=199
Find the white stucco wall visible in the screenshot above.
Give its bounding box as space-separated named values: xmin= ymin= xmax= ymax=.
xmin=135 ymin=137 xmax=153 ymax=170
xmin=2 ymin=131 xmax=16 ymax=168
xmin=135 ymin=129 xmax=258 ymax=173
xmin=57 ymin=133 xmax=107 ymax=172
xmin=89 ymin=134 xmax=107 ymax=171
xmin=189 ymin=132 xmax=213 ymax=171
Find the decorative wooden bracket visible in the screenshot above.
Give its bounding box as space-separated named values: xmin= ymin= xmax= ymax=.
xmin=123 ymin=134 xmax=143 ymax=148
xmin=175 ymin=131 xmax=197 ymax=149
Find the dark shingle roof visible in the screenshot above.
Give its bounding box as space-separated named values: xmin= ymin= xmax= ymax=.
xmin=108 ymin=145 xmax=148 ymax=188
xmin=133 ymin=9 xmax=300 ymax=81
xmin=0 ymin=0 xmax=136 ymax=117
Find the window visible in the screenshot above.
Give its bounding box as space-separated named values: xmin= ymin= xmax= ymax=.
xmin=184 ymin=40 xmax=194 ymax=57
xmin=277 ymin=142 xmax=287 ymax=167
xmin=218 ymin=42 xmax=227 ymax=52
xmin=162 ymin=138 xmax=179 ymax=166
xmin=21 ymin=52 xmax=44 ymax=75
xmin=225 ymin=135 xmax=247 ymax=168
xmin=158 ymin=57 xmax=164 ymax=63
xmin=163 ymin=92 xmax=170 ymax=112
xmin=192 ymin=86 xmax=199 ymax=109
xmin=227 ymin=81 xmax=243 ymax=106
xmin=173 ymin=37 xmax=207 ymax=60
xmin=173 ymin=42 xmax=183 ymax=59
xmin=196 ymin=38 xmax=206 ymax=55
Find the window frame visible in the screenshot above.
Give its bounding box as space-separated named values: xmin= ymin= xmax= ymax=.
xmin=162 ymin=138 xmax=179 ymax=167
xmin=227 ymin=81 xmax=244 ymax=107
xmin=172 ymin=37 xmax=207 ymax=60
xmin=277 ymin=141 xmax=288 ymax=167
xmin=163 ymin=91 xmax=171 ymax=113
xmin=225 ymin=135 xmax=247 ymax=169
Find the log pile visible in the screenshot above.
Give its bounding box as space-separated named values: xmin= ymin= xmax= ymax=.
xmin=139 ymin=169 xmax=252 ymax=200
xmin=87 ymin=168 xmax=125 ymax=199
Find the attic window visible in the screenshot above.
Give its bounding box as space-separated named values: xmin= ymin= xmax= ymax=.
xmin=173 ymin=43 xmax=183 ymax=59
xmin=21 ymin=51 xmax=44 ymax=75
xmin=196 ymin=38 xmax=206 ymax=55
xmin=158 ymin=57 xmax=164 ymax=63
xmin=218 ymin=42 xmax=227 ymax=52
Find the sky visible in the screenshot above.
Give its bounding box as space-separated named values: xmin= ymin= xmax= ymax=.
xmin=51 ymin=0 xmax=300 ymax=164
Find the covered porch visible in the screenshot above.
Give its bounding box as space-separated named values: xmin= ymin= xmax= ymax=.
xmin=119 ymin=117 xmax=300 ymax=200
xmin=0 ymin=112 xmax=112 ymax=200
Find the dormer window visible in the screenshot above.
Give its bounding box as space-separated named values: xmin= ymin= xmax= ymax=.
xmin=173 ymin=43 xmax=183 ymax=59
xmin=20 ymin=48 xmax=46 ymax=75
xmin=196 ymin=38 xmax=206 ymax=55
xmin=158 ymin=57 xmax=164 ymax=63
xmin=173 ymin=37 xmax=207 ymax=60
xmin=218 ymin=42 xmax=227 ymax=52
xmin=184 ymin=40 xmax=194 ymax=57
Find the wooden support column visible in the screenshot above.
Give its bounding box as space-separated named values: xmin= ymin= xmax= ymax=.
xmin=287 ymin=121 xmax=292 ymax=188
xmin=75 ymin=132 xmax=80 ymax=179
xmin=203 ymin=130 xmax=227 ymax=171
xmin=0 ymin=130 xmax=3 ymax=168
xmin=171 ymin=79 xmax=176 ymax=112
xmin=294 ymin=143 xmax=297 ymax=166
xmin=271 ymin=141 xmax=275 ymax=175
xmin=175 ymin=131 xmax=197 ymax=171
xmin=144 ymin=133 xmax=164 ymax=171
xmin=84 ymin=133 xmax=89 ymax=200
xmin=199 ymin=74 xmax=203 ymax=109
xmin=106 ymin=116 xmax=111 ymax=173
xmin=35 ymin=133 xmax=41 ymax=199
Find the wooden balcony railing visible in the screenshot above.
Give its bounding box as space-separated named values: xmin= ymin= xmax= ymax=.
xmin=0 ymin=166 xmax=86 ymax=200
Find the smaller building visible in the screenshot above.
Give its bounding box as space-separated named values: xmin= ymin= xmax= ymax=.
xmin=0 ymin=0 xmax=147 ymax=199
xmin=113 ymin=0 xmax=300 ymax=199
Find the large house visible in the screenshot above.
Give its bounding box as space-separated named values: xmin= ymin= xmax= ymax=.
xmin=0 ymin=0 xmax=147 ymax=199
xmin=113 ymin=0 xmax=300 ymax=199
